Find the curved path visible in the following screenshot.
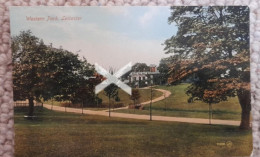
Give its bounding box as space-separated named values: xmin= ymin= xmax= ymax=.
xmin=105 ymin=88 xmax=171 ymax=111
xmin=43 ymin=88 xmax=240 ymax=126
xmin=43 ymin=104 xmax=240 ymax=126
xmin=141 ymin=88 xmax=171 ymax=105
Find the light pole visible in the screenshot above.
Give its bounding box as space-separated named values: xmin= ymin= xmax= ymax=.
xmin=150 ymin=75 xmax=153 ymax=121
xmin=82 ymin=100 xmax=84 ymax=114
xmin=164 ymin=93 xmax=166 ymax=112
xmin=96 ymin=94 xmax=99 ymax=107
xmin=109 ymin=97 xmax=111 ymax=117
xmin=51 ymin=98 xmax=53 ymax=110
xmin=209 ymin=102 xmax=212 ymax=125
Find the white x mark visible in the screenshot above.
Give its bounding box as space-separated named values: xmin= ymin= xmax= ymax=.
xmin=95 ymin=62 xmax=132 ymax=95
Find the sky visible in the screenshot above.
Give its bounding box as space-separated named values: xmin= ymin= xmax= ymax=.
xmin=10 ymin=6 xmax=177 ymax=70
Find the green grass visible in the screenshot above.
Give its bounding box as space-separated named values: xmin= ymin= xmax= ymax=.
xmin=44 ymin=88 xmax=162 ymax=109
xmin=15 ymin=107 xmax=252 ymax=157
xmin=98 ymin=88 xmax=162 ymax=105
xmin=153 ymin=84 xmax=241 ymax=111
xmin=115 ymin=84 xmax=243 ymax=120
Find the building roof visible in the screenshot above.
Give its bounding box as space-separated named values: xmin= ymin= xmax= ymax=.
xmin=149 ymin=64 xmax=157 ymax=67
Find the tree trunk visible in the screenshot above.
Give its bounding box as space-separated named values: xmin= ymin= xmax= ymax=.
xmin=237 ymin=89 xmax=251 ymax=130
xmin=28 ymin=97 xmax=34 ymax=117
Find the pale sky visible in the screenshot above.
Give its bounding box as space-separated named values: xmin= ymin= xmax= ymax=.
xmin=10 ymin=6 xmax=177 ymax=70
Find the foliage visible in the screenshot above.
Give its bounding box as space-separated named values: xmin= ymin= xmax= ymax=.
xmin=12 ymin=31 xmax=46 ymax=102
xmin=132 ymin=63 xmax=150 ymax=72
xmin=164 ymin=6 xmax=250 ymax=129
xmin=104 ymin=84 xmax=119 ymax=100
xmin=104 ymin=68 xmax=120 ymax=102
xmin=130 ymin=89 xmax=141 ymax=106
xmin=12 ymin=30 xmax=97 ymax=115
xmin=71 ymin=62 xmax=102 ymax=107
xmin=121 ymin=62 xmax=150 ymax=80
xmin=12 ymin=30 xmax=51 ymax=116
xmin=157 ymin=59 xmax=170 ymax=85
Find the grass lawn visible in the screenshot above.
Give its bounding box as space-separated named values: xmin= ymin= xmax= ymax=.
xmin=44 ymin=88 xmax=162 ymax=110
xmin=115 ymin=84 xmax=244 ymax=120
xmin=15 ymin=107 xmax=252 ymax=157
xmin=97 ymin=88 xmax=162 ymax=105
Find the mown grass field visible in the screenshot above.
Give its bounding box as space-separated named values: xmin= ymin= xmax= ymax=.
xmin=115 ymin=84 xmax=243 ymax=120
xmin=44 ymin=88 xmax=162 ymax=109
xmin=15 ymin=107 xmax=252 ymax=157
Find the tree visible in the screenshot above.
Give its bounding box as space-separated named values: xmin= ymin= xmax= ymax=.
xmin=132 ymin=63 xmax=150 ymax=72
xmin=104 ymin=68 xmax=119 ymax=117
xmin=164 ymin=6 xmax=250 ymax=129
xmin=121 ymin=63 xmax=150 ymax=81
xmin=12 ymin=30 xmax=96 ymax=117
xmin=157 ymin=59 xmax=171 ymax=85
xmin=104 ymin=84 xmax=119 ymax=117
xmin=130 ymin=89 xmax=141 ymax=108
xmin=12 ymin=30 xmax=49 ymax=117
xmin=43 ymin=47 xmax=84 ymax=103
xmin=68 ymin=58 xmax=97 ymax=106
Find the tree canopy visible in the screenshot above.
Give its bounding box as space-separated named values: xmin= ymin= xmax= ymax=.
xmin=157 ymin=59 xmax=171 ymax=85
xmin=132 ymin=63 xmax=150 ymax=72
xmin=130 ymin=88 xmax=141 ymax=106
xmin=12 ymin=30 xmax=97 ymax=116
xmin=164 ymin=6 xmax=250 ymax=129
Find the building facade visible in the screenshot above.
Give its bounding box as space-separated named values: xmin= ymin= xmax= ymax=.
xmin=128 ymin=64 xmax=160 ymax=87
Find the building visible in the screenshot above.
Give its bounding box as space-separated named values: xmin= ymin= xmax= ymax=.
xmin=128 ymin=64 xmax=160 ymax=87
xmin=149 ymin=64 xmax=157 ymax=72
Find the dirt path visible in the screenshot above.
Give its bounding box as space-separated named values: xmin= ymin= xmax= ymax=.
xmin=43 ymin=103 xmax=240 ymax=126
xmin=104 ymin=88 xmax=171 ymax=111
xmin=140 ymin=88 xmax=171 ymax=105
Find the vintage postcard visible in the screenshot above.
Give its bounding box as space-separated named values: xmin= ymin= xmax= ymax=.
xmin=10 ymin=6 xmax=251 ymax=157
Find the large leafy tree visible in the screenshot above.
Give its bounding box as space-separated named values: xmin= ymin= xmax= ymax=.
xmin=72 ymin=59 xmax=101 ymax=107
xmin=43 ymin=48 xmax=82 ymax=101
xmin=164 ymin=6 xmax=250 ymax=129
xmin=12 ymin=31 xmax=96 ymax=116
xmin=12 ymin=31 xmax=49 ymax=117
xmin=47 ymin=51 xmax=94 ymax=105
